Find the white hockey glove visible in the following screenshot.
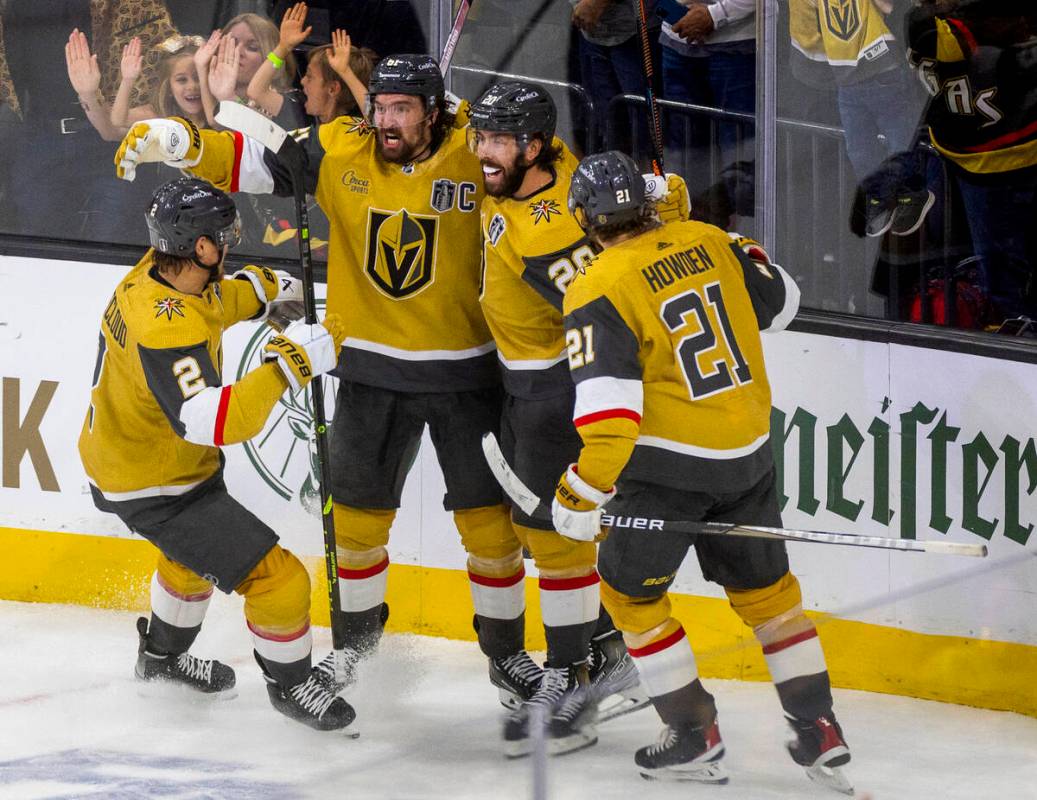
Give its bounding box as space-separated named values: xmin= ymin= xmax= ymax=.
xmin=644 ymin=172 xmax=691 ymax=223
xmin=551 ymin=464 xmax=617 ymax=542
xmin=115 ymin=117 xmax=203 ymax=181
xmin=267 ymin=271 xmax=306 ymax=332
xmin=262 ymin=314 xmax=345 ymax=393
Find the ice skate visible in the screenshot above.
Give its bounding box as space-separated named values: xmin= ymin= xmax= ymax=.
xmin=786 ymin=714 xmax=854 ymax=795
xmin=635 ymin=719 xmax=729 ymax=784
xmin=489 ymin=650 xmax=543 ymax=710
xmin=258 ymin=655 xmax=357 ymax=733
xmin=134 ymin=617 xmax=236 ymax=698
xmin=315 ymin=602 xmax=390 ymax=693
xmin=589 ymin=630 xmax=649 ymax=723
xmin=503 ymin=664 xmax=597 ymax=758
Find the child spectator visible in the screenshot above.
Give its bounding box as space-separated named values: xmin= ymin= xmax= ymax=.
xmin=110 ymin=36 xmax=207 ymax=131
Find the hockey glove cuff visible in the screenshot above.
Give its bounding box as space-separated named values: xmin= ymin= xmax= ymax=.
xmin=552 ymin=464 xmax=616 ymax=542
xmin=645 ymin=172 xmax=691 ymax=223
xmin=262 ymin=314 xmax=346 ymax=392
xmin=115 ymin=117 xmax=203 ymax=181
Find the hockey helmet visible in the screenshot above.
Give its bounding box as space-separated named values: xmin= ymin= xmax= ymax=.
xmin=367 ymin=54 xmax=444 ymax=101
xmin=468 ymin=81 xmax=557 ymax=146
xmin=568 ymin=151 xmax=647 ymax=231
xmin=146 ymin=178 xmax=240 ymax=257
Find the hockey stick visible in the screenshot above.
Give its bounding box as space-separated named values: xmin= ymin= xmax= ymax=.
xmin=635 ymin=0 xmax=665 ymax=175
xmin=214 ymin=102 xmax=349 ymax=680
xmin=439 ymin=0 xmax=474 ymax=76
xmin=481 ymin=433 xmax=988 ymax=558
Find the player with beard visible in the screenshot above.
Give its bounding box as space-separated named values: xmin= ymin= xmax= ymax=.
xmin=469 ymin=81 xmax=691 ymax=756
xmin=111 ymin=57 xmax=540 ymax=717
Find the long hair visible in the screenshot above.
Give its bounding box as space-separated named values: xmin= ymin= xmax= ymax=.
xmin=307 ymin=43 xmax=378 ymax=117
xmin=223 ymin=13 xmax=295 ymax=90
xmin=151 ymin=48 xmax=200 ymax=119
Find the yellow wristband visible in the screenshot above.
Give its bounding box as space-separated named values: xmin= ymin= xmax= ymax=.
xmin=267 ymin=51 xmax=284 ymax=69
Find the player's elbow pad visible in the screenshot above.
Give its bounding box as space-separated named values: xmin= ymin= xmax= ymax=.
xmin=178 ymin=386 xmax=232 ymax=446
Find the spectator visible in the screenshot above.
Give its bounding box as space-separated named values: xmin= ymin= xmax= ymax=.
xmin=659 ymin=0 xmax=756 ymax=194
xmin=270 ymin=0 xmax=427 ymax=59
xmin=571 ymin=0 xmax=660 ymax=156
xmin=110 ymin=35 xmax=207 ymax=130
xmin=907 ymin=0 xmax=1037 ymax=321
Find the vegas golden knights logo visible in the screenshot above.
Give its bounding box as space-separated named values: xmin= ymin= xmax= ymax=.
xmin=824 ymin=0 xmax=860 ymax=42
xmin=365 ymin=208 xmax=438 ymax=298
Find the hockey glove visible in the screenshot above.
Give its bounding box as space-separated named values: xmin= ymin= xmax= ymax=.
xmin=262 ymin=314 xmax=346 ymax=393
xmin=645 ymin=172 xmax=691 ymax=223
xmin=115 ymin=117 xmax=203 ymax=181
xmin=233 ymin=266 xmax=305 ymax=330
xmin=552 ymin=464 xmax=616 ymax=542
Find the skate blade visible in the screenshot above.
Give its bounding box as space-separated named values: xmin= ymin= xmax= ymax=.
xmin=639 ymin=760 xmax=729 ymax=784
xmin=135 ymin=679 xmax=238 ymax=702
xmin=497 ymin=687 xmax=522 ymax=711
xmin=597 ymin=690 xmax=651 ymax=724
xmin=805 ymin=763 xmax=854 ymax=795
xmin=547 ymin=728 xmax=598 ymax=757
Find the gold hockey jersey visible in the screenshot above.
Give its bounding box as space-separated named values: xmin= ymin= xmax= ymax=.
xmin=479 ymin=153 xmax=589 ymax=399
xmin=789 ymin=0 xmax=900 ymax=86
xmin=187 ymin=116 xmax=495 ymax=393
xmin=562 ymin=222 xmax=800 ymax=494
xmin=79 ymin=251 xmax=289 ymax=498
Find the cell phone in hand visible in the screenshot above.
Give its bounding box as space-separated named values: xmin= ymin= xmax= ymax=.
xmin=656 ymin=0 xmax=689 ymax=25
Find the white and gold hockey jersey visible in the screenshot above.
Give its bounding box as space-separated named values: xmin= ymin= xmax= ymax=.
xmin=479 ymin=152 xmax=590 ymax=399
xmin=79 ymin=252 xmax=289 ymax=498
xmin=562 ymin=222 xmax=800 ymax=494
xmin=187 ymin=115 xmax=495 ymax=393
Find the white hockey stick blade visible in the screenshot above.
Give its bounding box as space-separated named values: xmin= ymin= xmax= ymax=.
xmin=214 ymin=101 xmax=288 ymax=153
xmin=482 ymin=433 xmax=546 ymax=518
xmin=481 ymin=433 xmax=987 ymax=558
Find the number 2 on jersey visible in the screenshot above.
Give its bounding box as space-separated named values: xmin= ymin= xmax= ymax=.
xmin=661 ymin=282 xmax=751 ymax=400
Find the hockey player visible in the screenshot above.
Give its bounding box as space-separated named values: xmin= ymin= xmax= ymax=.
xmin=110 ymin=55 xmax=535 ymax=705
xmin=78 ymin=177 xmax=352 ymax=731
xmin=469 ymin=81 xmax=697 ymax=755
xmin=552 ymin=151 xmax=853 ymax=791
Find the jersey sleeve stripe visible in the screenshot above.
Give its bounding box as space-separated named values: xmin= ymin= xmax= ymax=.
xmin=573 ymin=375 xmax=644 ymax=420
xmin=762 ymin=262 xmax=801 ymax=333
xmin=230 ymin=130 xmax=243 ymax=193
xmin=213 ymin=385 xmax=233 ymax=447
xmin=236 ymin=134 xmax=277 ymax=194
xmin=574 ymin=408 xmax=643 ymax=427
xmin=179 ymin=386 xmax=225 ymax=446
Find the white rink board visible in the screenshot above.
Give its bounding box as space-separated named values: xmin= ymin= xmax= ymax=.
xmin=0 ymin=255 xmax=1035 ymax=645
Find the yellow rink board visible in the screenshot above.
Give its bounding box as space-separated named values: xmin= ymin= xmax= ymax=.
xmin=3 ymin=526 xmax=1034 ymax=718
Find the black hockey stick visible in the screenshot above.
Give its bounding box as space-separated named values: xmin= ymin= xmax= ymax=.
xmin=636 ymin=0 xmax=665 ymax=175
xmin=481 ymin=433 xmax=987 ymax=557
xmin=214 ymin=103 xmax=349 ymax=680
xmin=440 ymin=0 xmax=474 ymax=76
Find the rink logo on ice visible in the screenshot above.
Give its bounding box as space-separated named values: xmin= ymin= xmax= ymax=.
xmin=0 ymin=749 xmax=299 ymax=799
xmin=823 ymin=0 xmax=860 ymax=41
xmin=238 ymin=307 xmax=333 ymax=516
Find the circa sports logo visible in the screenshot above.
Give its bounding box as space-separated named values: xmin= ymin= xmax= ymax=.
xmin=238 ymin=306 xmax=335 ymax=516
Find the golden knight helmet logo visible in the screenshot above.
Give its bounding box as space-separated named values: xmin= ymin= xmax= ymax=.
xmin=365 ymin=208 xmax=438 ymax=298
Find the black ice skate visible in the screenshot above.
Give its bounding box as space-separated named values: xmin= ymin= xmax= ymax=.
xmin=504 ymin=663 xmax=597 ymax=758
xmin=786 ymin=714 xmax=853 ymax=795
xmin=315 ymin=602 xmax=390 ymax=693
xmin=259 ymin=657 xmax=357 ymax=733
xmin=134 ymin=617 xmax=236 ymax=698
xmin=635 ymin=719 xmax=728 ymax=784
xmin=489 ymin=650 xmax=543 ymax=709
xmin=589 ymin=630 xmax=650 ymax=723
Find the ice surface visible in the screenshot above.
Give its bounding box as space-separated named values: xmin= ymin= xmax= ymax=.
xmin=0 ymin=599 xmax=1035 ymax=800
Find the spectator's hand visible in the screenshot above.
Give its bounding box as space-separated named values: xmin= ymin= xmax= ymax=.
xmin=120 ymin=36 xmax=143 ymax=83
xmin=209 ymin=35 xmax=241 ymax=102
xmin=66 ymin=29 xmax=101 ymax=97
xmin=872 ymin=0 xmax=894 ymax=13
xmin=280 ymin=2 xmax=313 ymax=50
xmin=672 ymin=4 xmax=715 ymax=42
xmin=194 ymin=30 xmax=222 ymax=74
xmin=572 ymin=0 xmax=609 ymax=32
xmin=328 ymin=29 xmax=353 ymax=77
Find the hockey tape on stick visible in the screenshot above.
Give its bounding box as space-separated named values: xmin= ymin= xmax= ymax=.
xmin=440 ymin=0 xmax=473 ymax=76
xmin=481 ymin=433 xmax=987 ymax=558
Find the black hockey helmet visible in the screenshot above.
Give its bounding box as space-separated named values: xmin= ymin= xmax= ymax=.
xmin=568 ymin=151 xmax=647 ymax=231
xmin=146 ymin=178 xmax=240 ymax=257
xmin=468 ymin=81 xmax=557 ymax=144
xmin=367 ymin=54 xmax=444 ymax=101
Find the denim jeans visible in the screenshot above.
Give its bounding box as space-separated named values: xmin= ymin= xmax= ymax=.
xmin=660 ymin=44 xmax=755 ymax=189
xmin=836 ymin=68 xmax=921 ymax=181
